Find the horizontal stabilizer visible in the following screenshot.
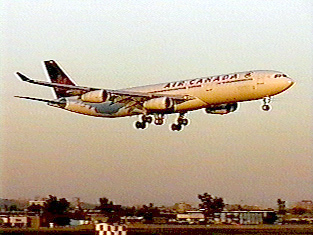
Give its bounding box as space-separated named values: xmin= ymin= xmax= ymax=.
xmin=14 ymin=96 xmax=64 ymax=105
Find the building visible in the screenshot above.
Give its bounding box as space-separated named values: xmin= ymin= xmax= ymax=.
xmin=176 ymin=211 xmax=205 ymax=224
xmin=173 ymin=202 xmax=192 ymax=213
xmin=28 ymin=200 xmax=45 ymax=207
xmin=3 ymin=216 xmax=29 ymax=227
xmin=293 ymin=200 xmax=313 ymax=211
xmin=214 ymin=211 xmax=276 ymax=225
xmin=175 ymin=210 xmax=277 ymax=225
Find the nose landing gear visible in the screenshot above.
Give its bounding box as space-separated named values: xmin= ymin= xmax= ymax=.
xmin=261 ymin=97 xmax=271 ymax=111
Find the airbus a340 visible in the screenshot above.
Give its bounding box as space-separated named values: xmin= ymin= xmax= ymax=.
xmin=16 ymin=60 xmax=294 ymax=131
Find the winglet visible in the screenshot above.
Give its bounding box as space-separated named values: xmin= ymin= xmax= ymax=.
xmin=16 ymin=72 xmax=31 ymax=82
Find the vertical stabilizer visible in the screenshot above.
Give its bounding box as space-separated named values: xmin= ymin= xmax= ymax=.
xmin=44 ymin=60 xmax=77 ymax=98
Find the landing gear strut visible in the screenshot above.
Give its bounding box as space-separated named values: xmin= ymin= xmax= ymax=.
xmin=261 ymin=97 xmax=271 ymax=111
xmin=135 ymin=115 xmax=152 ymax=129
xmin=171 ymin=113 xmax=189 ymax=131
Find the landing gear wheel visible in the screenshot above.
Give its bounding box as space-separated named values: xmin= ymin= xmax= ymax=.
xmin=181 ymin=118 xmax=189 ymax=126
xmin=262 ymin=104 xmax=271 ymax=111
xmin=143 ymin=116 xmax=152 ymax=124
xmin=153 ymin=114 xmax=165 ymax=126
xmin=178 ymin=118 xmax=189 ymax=126
xmin=135 ymin=121 xmax=146 ymax=129
xmin=261 ymin=97 xmax=271 ymax=111
xmin=171 ymin=123 xmax=182 ymax=131
xmin=177 ymin=113 xmax=189 ymax=125
xmin=155 ymin=119 xmax=164 ymax=125
xmin=145 ymin=116 xmax=152 ymax=124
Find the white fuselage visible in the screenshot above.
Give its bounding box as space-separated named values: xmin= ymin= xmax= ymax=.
xmin=61 ymin=70 xmax=294 ymax=117
xmin=124 ymin=70 xmax=294 ymax=111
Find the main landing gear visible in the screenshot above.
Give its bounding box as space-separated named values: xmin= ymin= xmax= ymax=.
xmin=135 ymin=115 xmax=152 ymax=129
xmin=171 ymin=113 xmax=189 ymax=131
xmin=154 ymin=114 xmax=164 ymax=125
xmin=135 ymin=114 xmax=164 ymax=129
xmin=134 ymin=113 xmax=189 ymax=131
xmin=261 ymin=97 xmax=271 ymax=111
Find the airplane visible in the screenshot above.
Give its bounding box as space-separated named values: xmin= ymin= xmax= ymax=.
xmin=15 ymin=60 xmax=295 ymax=131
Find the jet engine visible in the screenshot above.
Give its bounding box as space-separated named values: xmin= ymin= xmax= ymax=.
xmin=143 ymin=97 xmax=174 ymax=111
xmin=80 ymin=90 xmax=110 ymax=103
xmin=205 ymin=103 xmax=238 ymax=115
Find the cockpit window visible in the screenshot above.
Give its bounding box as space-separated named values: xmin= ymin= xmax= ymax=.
xmin=274 ymin=74 xmax=288 ymax=78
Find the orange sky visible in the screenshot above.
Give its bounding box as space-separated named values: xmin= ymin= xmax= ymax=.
xmin=1 ymin=0 xmax=312 ymax=207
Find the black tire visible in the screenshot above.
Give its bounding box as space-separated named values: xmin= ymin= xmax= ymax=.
xmin=262 ymin=104 xmax=271 ymax=111
xmin=135 ymin=121 xmax=144 ymax=129
xmin=182 ymin=118 xmax=189 ymax=126
xmin=171 ymin=123 xmax=182 ymax=131
xmin=145 ymin=116 xmax=152 ymax=123
xmin=155 ymin=119 xmax=164 ymax=125
xmin=178 ymin=118 xmax=184 ymax=125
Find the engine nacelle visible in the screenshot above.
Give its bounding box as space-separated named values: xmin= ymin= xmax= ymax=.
xmin=205 ymin=103 xmax=238 ymax=115
xmin=81 ymin=90 xmax=110 ymax=103
xmin=143 ymin=97 xmax=174 ymax=111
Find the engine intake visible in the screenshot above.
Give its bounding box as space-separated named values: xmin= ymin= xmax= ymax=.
xmin=81 ymin=90 xmax=110 ymax=103
xmin=143 ymin=97 xmax=174 ymax=111
xmin=205 ymin=103 xmax=238 ymax=115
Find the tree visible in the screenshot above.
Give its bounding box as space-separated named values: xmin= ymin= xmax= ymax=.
xmin=136 ymin=203 xmax=160 ymax=224
xmin=277 ymin=199 xmax=286 ymax=215
xmin=96 ymin=197 xmax=124 ymax=223
xmin=8 ymin=205 xmax=19 ymax=211
xmin=27 ymin=204 xmax=43 ymax=214
xmin=45 ymin=195 xmax=70 ymax=215
xmin=198 ymin=193 xmax=225 ymax=221
xmin=43 ymin=195 xmax=71 ymax=226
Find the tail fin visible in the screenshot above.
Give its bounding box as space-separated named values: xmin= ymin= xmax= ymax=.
xmin=44 ymin=60 xmax=77 ymax=98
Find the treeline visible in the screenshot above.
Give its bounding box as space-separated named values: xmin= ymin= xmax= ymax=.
xmin=23 ymin=193 xmax=227 ymax=226
xmin=5 ymin=194 xmax=311 ymax=226
xmin=26 ymin=195 xmax=163 ymax=226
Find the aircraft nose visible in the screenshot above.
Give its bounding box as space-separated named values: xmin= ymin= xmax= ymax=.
xmin=286 ymin=77 xmax=295 ymax=87
xmin=281 ymin=77 xmax=295 ymax=91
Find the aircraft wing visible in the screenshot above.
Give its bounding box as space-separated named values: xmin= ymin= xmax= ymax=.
xmin=16 ymin=72 xmax=95 ymax=92
xmin=16 ymin=72 xmax=193 ymax=102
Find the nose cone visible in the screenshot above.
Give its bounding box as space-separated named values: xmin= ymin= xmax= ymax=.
xmin=278 ymin=77 xmax=295 ymax=94
xmin=286 ymin=77 xmax=295 ymax=89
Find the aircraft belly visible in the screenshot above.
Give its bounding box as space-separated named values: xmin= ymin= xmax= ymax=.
xmin=174 ymin=98 xmax=208 ymax=112
xmin=64 ymin=101 xmax=126 ymax=117
xmin=65 ymin=101 xmax=101 ymax=116
xmin=93 ymin=102 xmax=124 ymax=115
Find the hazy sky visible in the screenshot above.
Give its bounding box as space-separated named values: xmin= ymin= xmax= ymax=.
xmin=1 ymin=0 xmax=312 ymax=207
